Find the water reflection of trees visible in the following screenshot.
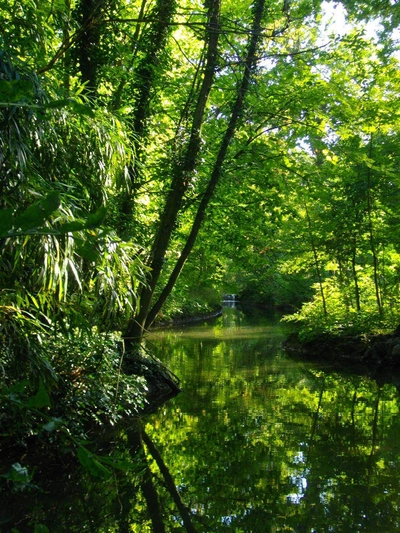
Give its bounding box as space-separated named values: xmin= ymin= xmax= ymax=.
xmin=2 ymin=421 xmax=196 ymax=533
xmin=144 ymin=366 xmax=400 ymax=533
xmin=3 ymin=368 xmax=400 ymax=532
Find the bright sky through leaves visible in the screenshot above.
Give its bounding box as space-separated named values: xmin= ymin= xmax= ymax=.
xmin=320 ymin=0 xmax=399 ymax=57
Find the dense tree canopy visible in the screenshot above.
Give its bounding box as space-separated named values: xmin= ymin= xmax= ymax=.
xmin=1 ymin=0 xmax=399 ymax=342
xmin=1 ymin=0 xmax=400 ymax=514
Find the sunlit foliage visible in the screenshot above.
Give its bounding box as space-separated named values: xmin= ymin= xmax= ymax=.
xmin=0 ymin=0 xmax=400 ymax=528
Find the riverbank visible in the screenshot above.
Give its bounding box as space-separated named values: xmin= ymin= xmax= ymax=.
xmin=282 ymin=325 xmax=400 ymax=373
xmin=151 ymin=306 xmax=223 ymax=329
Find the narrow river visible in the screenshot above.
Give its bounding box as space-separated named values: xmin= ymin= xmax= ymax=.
xmin=142 ymin=305 xmax=400 ymax=533
xmin=8 ymin=306 xmax=400 ymax=532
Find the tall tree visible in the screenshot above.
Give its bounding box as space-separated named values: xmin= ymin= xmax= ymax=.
xmin=124 ymin=0 xmax=222 ymax=342
xmin=124 ymin=0 xmax=276 ymax=342
xmin=143 ymin=0 xmax=269 ymax=331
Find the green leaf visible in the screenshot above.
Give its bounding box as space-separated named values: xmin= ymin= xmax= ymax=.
xmin=0 ymin=208 xmax=13 ymax=235
xmin=84 ymin=206 xmax=107 ymax=229
xmin=77 ymin=446 xmax=112 ymax=479
xmin=1 ymin=380 xmax=29 ymax=397
xmin=13 ymin=192 xmax=60 ymax=232
xmin=283 ymin=156 xmax=292 ymax=167
xmin=56 ymin=220 xmax=87 ymax=233
xmin=94 ymin=454 xmax=133 ymax=473
xmin=26 ymin=379 xmax=51 ymax=409
xmin=2 ymin=463 xmax=34 ymax=490
xmin=52 ymin=208 xmax=107 ymax=235
xmin=0 ymin=79 xmax=35 ymax=103
xmin=0 ymin=204 xmax=108 ymax=238
xmin=44 ymin=98 xmax=73 ymax=109
xmin=42 ymin=417 xmax=63 ymax=432
xmin=69 ymin=99 xmax=95 ymax=117
xmin=3 ymin=463 xmax=30 ymax=483
xmin=75 ymin=239 xmax=100 ymax=262
xmin=34 ymin=525 xmax=49 ymax=533
xmin=44 ymin=98 xmax=95 ymax=117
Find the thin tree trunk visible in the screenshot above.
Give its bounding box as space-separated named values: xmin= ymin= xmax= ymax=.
xmin=337 ymin=255 xmax=351 ymax=313
xmin=140 ymin=469 xmax=166 ymax=533
xmin=126 ymin=427 xmax=166 ymax=533
xmin=311 ymin=238 xmax=327 ymax=316
xmin=125 ymin=0 xmax=221 ymax=342
xmin=350 ymin=386 xmax=358 ymax=449
xmin=366 ymin=136 xmax=382 ymax=313
xmin=75 ymin=0 xmax=105 ymax=94
xmin=111 ymin=0 xmax=148 ymax=111
xmin=111 ymin=0 xmax=176 ymax=238
xmin=351 ymin=235 xmax=361 ymax=312
xmin=305 ymin=378 xmax=325 ymax=464
xmin=369 ymin=386 xmax=381 ymax=460
xmin=146 ymin=0 xmax=267 ymax=329
xmin=130 ymin=0 xmax=177 ymax=142
xmin=63 ymin=0 xmax=71 ymax=94
xmin=304 ymin=203 xmax=327 ymax=316
xmin=38 ymin=0 xmax=107 ymax=74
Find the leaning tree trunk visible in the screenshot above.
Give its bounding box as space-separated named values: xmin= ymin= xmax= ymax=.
xmin=124 ymin=0 xmax=222 ymax=344
xmin=145 ymin=0 xmax=267 ymax=330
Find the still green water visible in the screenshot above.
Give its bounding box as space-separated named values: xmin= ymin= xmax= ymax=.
xmin=6 ymin=306 xmax=400 ymax=532
xmin=142 ymin=306 xmax=400 ymax=533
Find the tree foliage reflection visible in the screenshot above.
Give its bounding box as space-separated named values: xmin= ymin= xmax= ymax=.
xmin=2 ymin=311 xmax=400 ymax=532
xmin=144 ymin=311 xmax=400 ymax=532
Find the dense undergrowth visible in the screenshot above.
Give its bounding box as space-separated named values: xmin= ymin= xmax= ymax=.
xmin=281 ymin=283 xmax=400 ymax=342
xmin=0 ymin=318 xmax=148 ymax=479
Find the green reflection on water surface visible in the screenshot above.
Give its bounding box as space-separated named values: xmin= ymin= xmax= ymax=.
xmin=144 ymin=307 xmax=400 ymax=533
xmin=4 ymin=307 xmax=400 ymax=532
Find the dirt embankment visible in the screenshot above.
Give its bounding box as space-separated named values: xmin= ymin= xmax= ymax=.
xmin=282 ymin=326 xmax=400 ymax=373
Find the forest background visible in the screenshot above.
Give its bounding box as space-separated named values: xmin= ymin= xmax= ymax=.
xmin=1 ymin=0 xmax=400 ymax=474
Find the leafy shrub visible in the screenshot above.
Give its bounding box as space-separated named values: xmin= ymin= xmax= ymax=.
xmin=283 ymin=278 xmax=400 ymax=341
